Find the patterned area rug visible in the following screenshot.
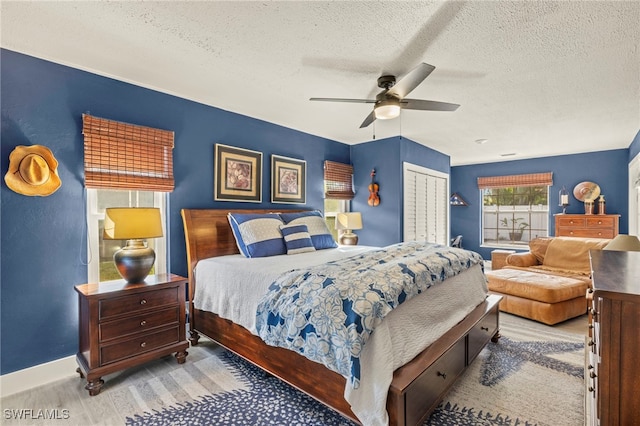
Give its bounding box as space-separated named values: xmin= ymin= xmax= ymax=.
xmin=124 ymin=313 xmax=585 ymax=426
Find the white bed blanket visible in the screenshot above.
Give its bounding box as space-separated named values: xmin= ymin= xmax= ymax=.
xmin=193 ymin=246 xmax=488 ymax=426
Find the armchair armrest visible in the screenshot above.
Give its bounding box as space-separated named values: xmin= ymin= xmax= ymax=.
xmin=506 ymin=252 xmax=539 ymax=267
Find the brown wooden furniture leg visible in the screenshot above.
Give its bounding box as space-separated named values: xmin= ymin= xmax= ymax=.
xmin=189 ymin=330 xmax=200 ymax=346
xmin=175 ymin=350 xmax=188 ymax=364
xmin=85 ymin=378 xmax=104 ymax=396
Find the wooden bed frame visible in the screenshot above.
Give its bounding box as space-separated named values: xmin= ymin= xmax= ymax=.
xmin=181 ymin=208 xmax=501 ymax=425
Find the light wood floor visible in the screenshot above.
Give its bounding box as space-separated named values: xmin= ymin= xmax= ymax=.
xmin=0 ymin=314 xmax=588 ymax=425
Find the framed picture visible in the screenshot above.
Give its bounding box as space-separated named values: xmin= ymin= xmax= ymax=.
xmin=214 ymin=143 xmax=262 ymax=202
xmin=271 ymin=155 xmax=306 ymax=204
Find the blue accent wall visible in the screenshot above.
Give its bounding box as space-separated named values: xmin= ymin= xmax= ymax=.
xmin=451 ymin=150 xmax=629 ymax=260
xmin=350 ymin=136 xmax=450 ymax=247
xmin=0 ymin=49 xmax=348 ymax=374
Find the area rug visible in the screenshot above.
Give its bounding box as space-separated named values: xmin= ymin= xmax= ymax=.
xmin=123 ymin=313 xmax=585 ymax=426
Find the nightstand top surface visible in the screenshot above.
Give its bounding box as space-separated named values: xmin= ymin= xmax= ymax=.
xmin=74 ymin=273 xmax=187 ymax=297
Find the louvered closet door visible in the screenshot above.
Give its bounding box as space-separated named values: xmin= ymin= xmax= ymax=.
xmin=403 ymin=163 xmax=449 ymax=245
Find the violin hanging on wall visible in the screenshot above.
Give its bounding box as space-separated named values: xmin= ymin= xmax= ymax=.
xmin=368 ymin=169 xmax=380 ymax=207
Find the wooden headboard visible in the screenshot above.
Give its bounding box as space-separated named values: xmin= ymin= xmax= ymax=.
xmin=180 ymin=208 xmax=307 ymax=303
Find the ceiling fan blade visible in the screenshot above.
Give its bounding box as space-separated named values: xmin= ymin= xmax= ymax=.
xmin=386 ymin=63 xmax=435 ymax=99
xmin=401 ymin=98 xmax=460 ymax=111
xmin=359 ymin=110 xmax=376 ymax=128
xmin=309 ymin=97 xmax=376 ymax=103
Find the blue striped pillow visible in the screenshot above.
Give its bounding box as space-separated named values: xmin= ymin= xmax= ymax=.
xmin=279 ymin=211 xmax=338 ymax=250
xmin=280 ymin=224 xmax=316 ymax=255
xmin=228 ymin=213 xmax=286 ymax=258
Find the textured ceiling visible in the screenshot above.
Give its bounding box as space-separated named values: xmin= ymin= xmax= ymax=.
xmin=2 ymin=1 xmax=639 ymax=165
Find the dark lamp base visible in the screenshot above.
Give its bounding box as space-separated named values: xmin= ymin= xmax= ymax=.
xmin=113 ymin=239 xmax=156 ymax=283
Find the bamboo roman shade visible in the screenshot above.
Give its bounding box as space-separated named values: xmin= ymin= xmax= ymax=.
xmin=477 ymin=172 xmax=553 ymax=189
xmin=82 ymin=114 xmax=175 ymax=192
xmin=324 ymin=160 xmax=355 ymax=200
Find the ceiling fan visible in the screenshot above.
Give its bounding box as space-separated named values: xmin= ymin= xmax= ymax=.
xmin=310 ymin=62 xmax=459 ymax=128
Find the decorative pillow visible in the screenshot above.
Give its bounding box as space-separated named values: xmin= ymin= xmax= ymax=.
xmin=280 ymin=223 xmax=316 ymax=255
xmin=279 ymin=211 xmax=338 ymax=250
xmin=227 ymin=213 xmax=286 ymax=258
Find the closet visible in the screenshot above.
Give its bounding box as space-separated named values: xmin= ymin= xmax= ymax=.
xmin=403 ymin=162 xmax=449 ymax=245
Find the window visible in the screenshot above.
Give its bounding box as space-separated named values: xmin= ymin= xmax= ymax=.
xmin=479 ymin=173 xmax=552 ymax=248
xmin=324 ymin=199 xmax=348 ymax=241
xmin=82 ymin=114 xmax=174 ymax=282
xmin=86 ymin=189 xmax=167 ymax=282
xmin=323 ymin=161 xmax=354 ymax=239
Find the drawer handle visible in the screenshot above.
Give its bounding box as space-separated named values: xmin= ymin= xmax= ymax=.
xmin=598 ymin=221 xmax=602 ymax=224
xmin=437 ymin=371 xmax=447 ymax=380
xmin=140 ymin=342 xmax=147 ymax=348
xmin=140 ymin=320 xmax=147 ymax=326
xmin=598 ymin=232 xmax=602 ymax=235
xmin=569 ymin=220 xmax=574 ymax=224
xmin=140 ymin=299 xmax=147 ymax=305
xmin=481 ymin=326 xmax=489 ymax=332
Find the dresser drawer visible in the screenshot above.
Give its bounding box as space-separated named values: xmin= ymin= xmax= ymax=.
xmin=560 ymin=228 xmax=614 ymax=239
xmin=556 ymin=216 xmax=586 ymax=227
xmin=585 ymin=217 xmax=615 ymax=228
xmin=100 ymin=326 xmax=180 ymax=365
xmin=468 ymin=308 xmax=498 ymax=363
xmin=100 ymin=307 xmax=180 ymax=342
xmin=405 ymin=338 xmax=465 ymax=425
xmin=99 ymin=287 xmax=179 ymax=320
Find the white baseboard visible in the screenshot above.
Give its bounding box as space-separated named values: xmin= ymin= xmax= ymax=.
xmin=0 ymin=356 xmax=78 ymax=398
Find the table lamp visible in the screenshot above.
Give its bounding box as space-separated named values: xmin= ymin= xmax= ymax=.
xmin=103 ymin=207 xmax=163 ymax=283
xmin=335 ymin=212 xmax=363 ymax=245
xmin=603 ymin=234 xmax=640 ymax=252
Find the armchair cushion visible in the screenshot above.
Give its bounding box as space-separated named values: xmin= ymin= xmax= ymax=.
xmin=506 ymin=252 xmax=539 ymax=267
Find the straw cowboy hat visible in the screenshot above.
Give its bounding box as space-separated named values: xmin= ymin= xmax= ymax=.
xmin=4 ymin=145 xmax=61 ymax=196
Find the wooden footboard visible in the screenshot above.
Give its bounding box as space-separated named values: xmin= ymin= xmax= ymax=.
xmin=181 ymin=208 xmax=502 ymax=425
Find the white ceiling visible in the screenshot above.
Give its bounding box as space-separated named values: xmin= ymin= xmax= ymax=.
xmin=2 ymin=1 xmax=639 ymax=166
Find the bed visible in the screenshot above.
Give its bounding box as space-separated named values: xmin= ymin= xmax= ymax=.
xmin=181 ymin=208 xmax=501 ymax=426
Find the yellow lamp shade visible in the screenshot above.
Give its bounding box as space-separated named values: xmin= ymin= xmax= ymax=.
xmin=104 ymin=208 xmax=163 ymax=240
xmin=335 ymin=212 xmax=363 ymax=231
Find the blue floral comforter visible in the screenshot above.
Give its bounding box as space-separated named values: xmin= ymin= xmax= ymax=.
xmin=255 ymin=241 xmax=484 ymax=388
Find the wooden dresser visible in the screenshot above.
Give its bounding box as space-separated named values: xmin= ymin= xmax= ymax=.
xmin=75 ymin=273 xmax=189 ymax=395
xmin=586 ymin=251 xmax=640 ymax=426
xmin=554 ymin=214 xmax=619 ymax=238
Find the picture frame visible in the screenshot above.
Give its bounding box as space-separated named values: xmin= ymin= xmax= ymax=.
xmin=271 ymin=155 xmax=306 ymax=204
xmin=214 ymin=143 xmax=262 ymax=203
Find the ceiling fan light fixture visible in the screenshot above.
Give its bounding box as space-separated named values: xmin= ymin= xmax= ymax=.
xmin=374 ymin=101 xmax=401 ymax=120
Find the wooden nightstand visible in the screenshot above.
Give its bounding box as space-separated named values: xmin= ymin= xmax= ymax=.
xmin=75 ymin=273 xmax=189 ymax=396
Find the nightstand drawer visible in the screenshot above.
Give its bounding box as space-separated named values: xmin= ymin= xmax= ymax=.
xmin=100 ymin=307 xmax=180 ymax=342
xmin=100 ymin=326 xmax=180 ymax=365
xmin=99 ymin=287 xmax=179 ymax=319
